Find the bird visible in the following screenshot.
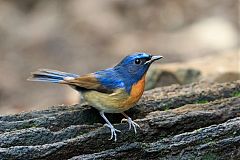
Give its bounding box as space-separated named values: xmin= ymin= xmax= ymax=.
xmin=28 ymin=52 xmax=163 ymax=141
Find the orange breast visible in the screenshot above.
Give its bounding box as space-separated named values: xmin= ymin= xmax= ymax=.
xmin=122 ymin=74 xmax=146 ymax=107
xmin=82 ymin=74 xmax=146 ymax=113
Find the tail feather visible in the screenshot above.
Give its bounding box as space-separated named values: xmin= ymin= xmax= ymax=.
xmin=28 ymin=69 xmax=79 ymax=83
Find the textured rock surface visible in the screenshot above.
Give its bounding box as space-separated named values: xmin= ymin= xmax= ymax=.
xmin=0 ymin=81 xmax=239 ymax=159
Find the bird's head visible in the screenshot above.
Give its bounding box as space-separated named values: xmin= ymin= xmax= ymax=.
xmin=114 ymin=52 xmax=163 ymax=85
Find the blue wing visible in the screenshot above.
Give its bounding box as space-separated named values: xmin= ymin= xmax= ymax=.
xmin=94 ymin=68 xmax=125 ymax=91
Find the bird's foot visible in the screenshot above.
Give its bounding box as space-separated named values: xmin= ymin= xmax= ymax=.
xmin=103 ymin=123 xmax=121 ymax=141
xmin=121 ymin=117 xmax=140 ymax=133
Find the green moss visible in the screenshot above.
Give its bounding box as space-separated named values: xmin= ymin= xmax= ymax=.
xmin=20 ymin=122 xmax=38 ymax=129
xmin=194 ymin=128 xmax=203 ymax=133
xmin=194 ymin=99 xmax=209 ymax=104
xmin=202 ymin=152 xmax=218 ymax=160
xmin=30 ymin=124 xmax=37 ymax=128
xmin=232 ymin=91 xmax=240 ymax=97
xmin=164 ymin=106 xmax=170 ymax=111
xmin=76 ymin=131 xmax=85 ymax=136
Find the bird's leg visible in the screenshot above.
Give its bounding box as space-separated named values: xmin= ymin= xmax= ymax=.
xmin=79 ymin=94 xmax=88 ymax=106
xmin=121 ymin=112 xmax=140 ymax=133
xmin=100 ymin=111 xmax=121 ymax=141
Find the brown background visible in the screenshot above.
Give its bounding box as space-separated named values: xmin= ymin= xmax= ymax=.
xmin=0 ymin=0 xmax=238 ymax=114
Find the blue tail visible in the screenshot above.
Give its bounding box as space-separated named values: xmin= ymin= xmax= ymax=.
xmin=28 ymin=69 xmax=79 ymax=83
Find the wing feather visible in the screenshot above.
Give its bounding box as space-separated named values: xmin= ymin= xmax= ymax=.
xmin=63 ymin=73 xmax=114 ymax=93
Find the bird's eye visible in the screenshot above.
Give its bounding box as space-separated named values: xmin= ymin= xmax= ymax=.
xmin=134 ymin=58 xmax=141 ymax=64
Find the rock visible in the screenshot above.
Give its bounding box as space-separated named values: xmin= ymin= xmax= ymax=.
xmin=213 ymin=72 xmax=240 ymax=83
xmin=145 ymin=67 xmax=201 ymax=90
xmin=146 ymin=50 xmax=239 ymax=88
xmin=145 ymin=70 xmax=180 ymax=90
xmin=71 ymin=117 xmax=240 ymax=160
xmin=175 ymin=68 xmax=201 ymax=84
xmin=0 ymin=80 xmax=239 ymax=159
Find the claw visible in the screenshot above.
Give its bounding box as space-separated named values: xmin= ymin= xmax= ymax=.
xmin=128 ymin=118 xmax=140 ymax=134
xmin=100 ymin=111 xmax=121 ymax=141
xmin=121 ymin=118 xmax=127 ymax=123
xmin=121 ymin=117 xmax=140 ymax=133
xmin=104 ymin=123 xmax=121 ymax=141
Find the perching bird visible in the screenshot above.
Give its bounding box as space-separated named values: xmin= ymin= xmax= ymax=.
xmin=28 ymin=52 xmax=163 ymax=141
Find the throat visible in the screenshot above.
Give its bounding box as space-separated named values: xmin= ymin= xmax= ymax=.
xmin=122 ymin=74 xmax=146 ymax=108
xmin=130 ymin=74 xmax=146 ymax=98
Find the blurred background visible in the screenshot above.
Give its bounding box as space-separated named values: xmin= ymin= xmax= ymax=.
xmin=0 ymin=0 xmax=239 ymax=114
